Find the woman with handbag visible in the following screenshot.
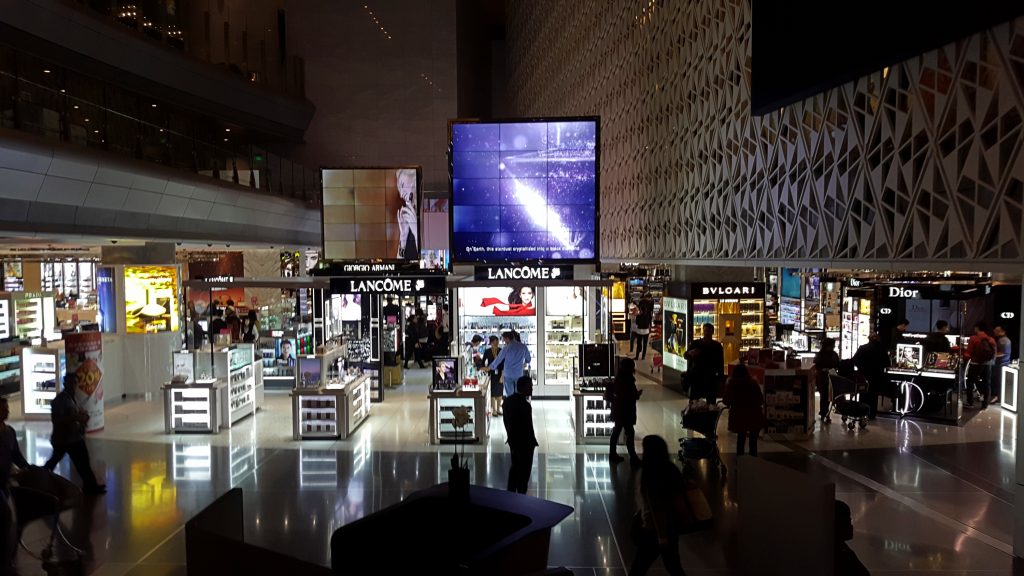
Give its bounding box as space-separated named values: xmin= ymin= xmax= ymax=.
xmin=630 ymin=434 xmax=689 ymax=576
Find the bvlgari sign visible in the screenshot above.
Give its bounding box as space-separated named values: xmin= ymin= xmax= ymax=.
xmin=331 ymin=275 xmax=446 ymax=294
xmin=692 ymin=283 xmax=766 ymax=299
xmin=474 ymin=265 xmax=574 ymax=281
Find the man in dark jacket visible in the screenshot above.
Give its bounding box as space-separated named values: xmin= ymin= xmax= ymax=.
xmin=43 ymin=374 xmax=105 ymax=494
xmin=502 ymin=376 xmax=538 ymax=494
xmin=685 ymin=323 xmax=725 ymax=405
xmin=854 ymin=333 xmax=890 ymax=418
xmin=922 ymin=320 xmax=952 ymax=353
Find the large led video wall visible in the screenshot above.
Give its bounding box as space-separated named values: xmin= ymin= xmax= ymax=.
xmin=322 ymin=167 xmax=421 ymax=261
xmin=450 ymin=119 xmax=598 ymax=263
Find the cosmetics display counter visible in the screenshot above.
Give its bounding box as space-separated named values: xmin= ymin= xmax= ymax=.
xmin=20 ymin=346 xmax=65 ymax=419
xmin=1001 ymin=361 xmax=1018 ymax=412
xmin=290 ymin=373 xmax=371 ymax=440
xmin=884 ymin=346 xmax=962 ymax=424
xmin=0 ymin=341 xmax=20 ymax=396
xmin=163 ymin=344 xmax=261 ymax=434
xmin=428 ymin=381 xmax=490 ymax=445
xmin=572 ymin=377 xmax=615 ymax=444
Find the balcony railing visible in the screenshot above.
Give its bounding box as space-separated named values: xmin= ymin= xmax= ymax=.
xmin=0 ymin=68 xmax=320 ymax=205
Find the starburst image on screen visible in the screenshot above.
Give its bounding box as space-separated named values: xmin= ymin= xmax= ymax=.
xmin=450 ymin=119 xmax=597 ymax=262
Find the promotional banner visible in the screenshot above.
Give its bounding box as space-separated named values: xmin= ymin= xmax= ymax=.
xmin=65 ymin=332 xmax=104 ymax=431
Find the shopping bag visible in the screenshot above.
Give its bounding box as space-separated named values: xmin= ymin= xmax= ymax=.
xmin=675 ymin=481 xmax=713 ymax=534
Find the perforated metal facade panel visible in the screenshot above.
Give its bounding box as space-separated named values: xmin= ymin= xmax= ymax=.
xmin=506 ymin=1 xmax=1024 ymax=265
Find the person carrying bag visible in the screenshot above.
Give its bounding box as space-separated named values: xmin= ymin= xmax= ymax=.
xmin=629 ymin=435 xmax=710 ymax=575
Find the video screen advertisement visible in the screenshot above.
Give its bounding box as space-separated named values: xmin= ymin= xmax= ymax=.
xmin=450 ymin=118 xmax=599 ymax=263
xmin=321 ymin=167 xmax=422 ymax=261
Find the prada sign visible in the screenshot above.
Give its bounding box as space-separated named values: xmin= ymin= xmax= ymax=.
xmin=474 ymin=265 xmax=574 ymax=281
xmin=693 ymin=283 xmax=766 ymax=299
xmin=331 ymin=276 xmax=446 ymax=295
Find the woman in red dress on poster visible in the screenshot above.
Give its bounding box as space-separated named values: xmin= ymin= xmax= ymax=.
xmin=481 ymin=286 xmax=536 ymax=316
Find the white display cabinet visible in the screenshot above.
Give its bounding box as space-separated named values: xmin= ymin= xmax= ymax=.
xmin=573 ymin=389 xmax=614 ymax=444
xmin=290 ymin=373 xmax=371 ymax=440
xmin=0 ymin=299 xmax=9 ymax=339
xmin=1001 ymin=363 xmax=1018 ymax=413
xmin=162 ymin=344 xmax=259 ymax=434
xmin=20 ymin=347 xmax=65 ymax=419
xmin=0 ymin=341 xmax=20 ymax=395
xmin=428 ymin=383 xmax=490 ymax=445
xmin=163 ymin=379 xmax=220 ymax=433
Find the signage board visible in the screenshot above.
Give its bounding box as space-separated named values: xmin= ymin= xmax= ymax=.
xmin=473 ymin=265 xmax=574 ymax=281
xmin=692 ymin=283 xmax=766 ymax=299
xmin=331 ymin=276 xmax=447 ymax=295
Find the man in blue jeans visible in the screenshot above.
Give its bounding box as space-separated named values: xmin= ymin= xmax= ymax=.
xmin=479 ymin=331 xmax=531 ymax=397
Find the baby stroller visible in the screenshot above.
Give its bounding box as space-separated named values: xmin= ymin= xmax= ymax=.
xmin=826 ymin=372 xmax=870 ymax=430
xmin=679 ymin=404 xmax=727 ymax=479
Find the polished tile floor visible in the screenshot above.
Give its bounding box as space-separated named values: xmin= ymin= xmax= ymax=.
xmin=7 ymin=366 xmax=1019 ymax=575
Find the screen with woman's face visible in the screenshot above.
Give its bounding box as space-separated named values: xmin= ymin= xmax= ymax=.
xmin=322 ymin=167 xmax=421 ymax=261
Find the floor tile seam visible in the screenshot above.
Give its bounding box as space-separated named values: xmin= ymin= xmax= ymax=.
xmin=595 ymin=477 xmax=628 ymax=572
xmin=904 ymin=450 xmax=1015 ymax=506
xmin=779 ymin=441 xmax=1013 ymax=555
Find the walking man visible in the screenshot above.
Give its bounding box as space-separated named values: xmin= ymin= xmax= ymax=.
xmin=44 ymin=374 xmax=105 ymax=495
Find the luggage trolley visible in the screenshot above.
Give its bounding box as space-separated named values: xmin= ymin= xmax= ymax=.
xmin=679 ymin=405 xmax=727 ymax=479
xmin=826 ymin=372 xmax=870 ymax=430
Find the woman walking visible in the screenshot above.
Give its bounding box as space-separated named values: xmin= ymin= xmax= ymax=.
xmin=608 ymin=358 xmax=642 ymax=466
xmin=631 ymin=434 xmax=688 ymax=575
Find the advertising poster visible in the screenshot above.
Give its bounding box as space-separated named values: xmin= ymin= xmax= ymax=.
xmin=460 ymin=286 xmax=537 ymax=317
xmin=432 ymin=357 xmax=458 ymax=391
xmin=65 ymin=332 xmax=104 ymax=431
xmin=546 ymin=286 xmax=586 ymax=316
xmin=96 ymin=267 xmax=117 ymax=333
xmin=322 ymin=167 xmax=421 ymax=261
xmin=450 ymin=119 xmax=598 ymax=262
xmin=662 ymin=297 xmax=688 ymax=372
xmin=124 ymin=266 xmax=179 ymax=334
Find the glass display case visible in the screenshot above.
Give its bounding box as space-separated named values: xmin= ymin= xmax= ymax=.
xmin=20 ymin=347 xmax=65 ymax=419
xmin=572 ymin=376 xmax=615 ymax=444
xmin=456 ymin=285 xmax=538 ymax=380
xmin=544 ymin=287 xmax=586 ymax=396
xmin=690 ymin=284 xmax=766 ymax=368
xmin=0 ymin=299 xmax=8 ymax=339
xmin=162 ymin=344 xmax=259 ymax=433
xmin=0 ymin=341 xmax=20 ymax=396
xmin=290 ymin=372 xmax=371 ymax=440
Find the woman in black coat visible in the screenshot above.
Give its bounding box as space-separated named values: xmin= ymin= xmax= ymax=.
xmin=608 ymin=358 xmax=642 ymax=466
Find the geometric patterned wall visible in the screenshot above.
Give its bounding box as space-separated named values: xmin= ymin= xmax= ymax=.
xmin=506 ymin=0 xmax=1024 ymax=264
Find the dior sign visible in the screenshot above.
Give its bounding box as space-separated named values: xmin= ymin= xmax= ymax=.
xmin=1001 ymin=312 xmax=1015 ymax=319
xmin=888 ymin=287 xmax=920 ymax=299
xmin=474 ymin=265 xmax=574 ymax=281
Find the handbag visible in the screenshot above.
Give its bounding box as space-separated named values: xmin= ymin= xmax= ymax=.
xmin=674 ymin=481 xmax=713 ymax=534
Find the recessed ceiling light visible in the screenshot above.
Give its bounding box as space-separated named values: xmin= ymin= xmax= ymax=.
xmin=151 ymin=103 xmax=157 ymax=108
xmin=73 ymin=105 xmax=79 ymax=109
xmin=223 ymin=138 xmax=228 ymax=142
xmin=43 ymin=69 xmax=51 ymax=74
xmin=224 ymin=128 xmax=231 ymax=132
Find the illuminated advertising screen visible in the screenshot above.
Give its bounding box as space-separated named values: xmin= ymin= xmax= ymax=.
xmin=460 ymin=286 xmax=537 ymax=317
xmin=124 ymin=266 xmax=179 ymax=334
xmin=662 ymin=297 xmax=688 ymax=372
xmin=450 ymin=118 xmax=598 ymax=262
xmin=96 ymin=267 xmax=117 ymax=333
xmin=322 ymin=167 xmax=421 ymax=261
